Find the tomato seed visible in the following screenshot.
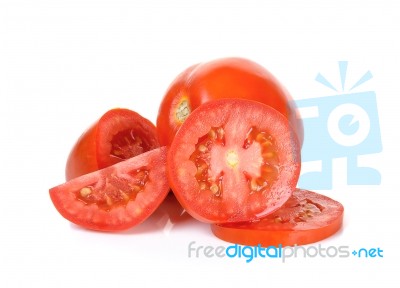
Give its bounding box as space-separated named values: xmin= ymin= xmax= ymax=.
xmin=105 ymin=195 xmax=113 ymax=206
xmin=112 ymin=150 xmax=123 ymax=156
xmin=130 ymin=184 xmax=142 ymax=193
xmin=208 ymin=129 xmax=217 ymax=140
xmin=120 ymin=190 xmax=130 ymax=201
xmin=210 ymin=184 xmax=219 ymax=194
xmin=256 ymin=132 xmax=271 ymax=143
xmin=217 ymin=127 xmax=224 ymax=140
xmin=80 ymin=187 xmax=92 ymax=197
xmin=199 ymin=182 xmax=208 ymax=190
xmin=198 ymin=144 xmax=207 ymax=153
xmin=263 ymin=151 xmax=275 ymax=158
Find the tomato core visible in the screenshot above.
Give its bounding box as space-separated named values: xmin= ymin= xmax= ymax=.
xmin=189 ymin=125 xmax=279 ymax=198
xmin=226 ymin=150 xmax=239 ymax=168
xmin=75 ymin=167 xmax=149 ymax=211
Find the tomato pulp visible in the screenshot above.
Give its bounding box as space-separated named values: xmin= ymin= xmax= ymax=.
xmin=157 ymin=57 xmax=303 ymax=146
xmin=50 ymin=147 xmax=169 ymax=231
xmin=167 ymin=99 xmax=301 ymax=223
xmin=212 ymin=189 xmax=344 ymax=247
xmin=66 ymin=108 xmax=159 ymax=180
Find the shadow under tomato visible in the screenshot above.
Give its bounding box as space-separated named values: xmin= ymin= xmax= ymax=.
xmin=70 ymin=192 xmax=194 ymax=235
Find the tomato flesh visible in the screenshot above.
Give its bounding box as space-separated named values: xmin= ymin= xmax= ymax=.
xmin=51 ymin=147 xmax=169 ymax=231
xmin=167 ymin=99 xmax=301 ymax=223
xmin=66 ymin=108 xmax=159 ymax=181
xmin=211 ymin=189 xmax=344 ymax=247
xmin=109 ymin=129 xmax=150 ymax=160
xmin=189 ymin=126 xmax=279 ymax=196
xmin=75 ymin=168 xmax=149 ymax=211
xmin=157 ymin=57 xmax=303 ymax=147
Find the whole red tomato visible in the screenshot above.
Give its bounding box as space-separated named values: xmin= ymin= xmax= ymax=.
xmin=157 ymin=57 xmax=303 ymax=146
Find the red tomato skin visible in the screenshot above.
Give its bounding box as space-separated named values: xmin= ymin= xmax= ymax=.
xmin=65 ymin=123 xmax=98 ymax=181
xmin=157 ymin=57 xmax=303 ymax=146
xmin=212 ymin=215 xmax=343 ymax=247
xmin=65 ymin=108 xmax=159 ymax=181
xmin=51 ymin=147 xmax=169 ymax=232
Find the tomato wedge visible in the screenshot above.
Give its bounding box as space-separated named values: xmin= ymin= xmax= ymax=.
xmin=66 ymin=108 xmax=159 ymax=181
xmin=211 ymin=189 xmax=344 ymax=247
xmin=50 ymin=147 xmax=169 ymax=231
xmin=157 ymin=57 xmax=303 ymax=147
xmin=167 ymin=99 xmax=301 ymax=223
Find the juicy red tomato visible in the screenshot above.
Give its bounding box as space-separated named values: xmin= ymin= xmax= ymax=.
xmin=167 ymin=99 xmax=301 ymax=223
xmin=66 ymin=108 xmax=159 ymax=181
xmin=157 ymin=57 xmax=303 ymax=147
xmin=50 ymin=147 xmax=169 ymax=231
xmin=212 ymin=189 xmax=344 ymax=247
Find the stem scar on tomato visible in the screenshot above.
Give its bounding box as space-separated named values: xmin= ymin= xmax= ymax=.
xmin=175 ymin=97 xmax=191 ymax=123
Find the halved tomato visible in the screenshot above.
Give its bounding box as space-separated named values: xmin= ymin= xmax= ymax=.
xmin=212 ymin=189 xmax=344 ymax=247
xmin=65 ymin=108 xmax=159 ymax=181
xmin=50 ymin=147 xmax=169 ymax=231
xmin=167 ymin=99 xmax=301 ymax=223
xmin=157 ymin=57 xmax=303 ymax=147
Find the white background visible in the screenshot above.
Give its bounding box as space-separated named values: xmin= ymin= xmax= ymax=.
xmin=1 ymin=0 xmax=399 ymax=287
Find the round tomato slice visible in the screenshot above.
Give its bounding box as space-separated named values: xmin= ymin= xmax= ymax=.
xmin=50 ymin=147 xmax=169 ymax=231
xmin=167 ymin=99 xmax=301 ymax=223
xmin=211 ymin=189 xmax=344 ymax=247
xmin=157 ymin=57 xmax=303 ymax=147
xmin=65 ymin=108 xmax=159 ymax=181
